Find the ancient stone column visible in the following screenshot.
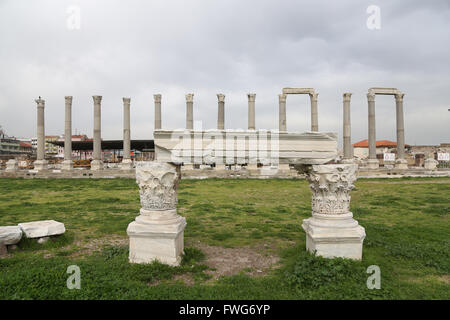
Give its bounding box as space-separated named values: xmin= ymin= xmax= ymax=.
xmin=121 ymin=97 xmax=133 ymax=170
xmin=367 ymin=93 xmax=379 ymax=169
xmin=62 ymin=96 xmax=73 ymax=170
xmin=217 ymin=94 xmax=225 ymax=130
xmin=309 ymin=92 xmax=319 ymax=132
xmin=279 ymin=94 xmax=287 ymax=132
xmin=343 ymin=93 xmax=353 ymax=160
xmin=395 ymin=93 xmax=407 ymax=169
xmin=186 ymin=94 xmax=194 ymax=130
xmin=248 ymin=93 xmax=256 ymax=130
xmin=91 ymin=96 xmax=103 ymax=170
xmin=154 ymin=94 xmax=162 ymax=130
xmin=5 ymin=159 xmax=18 ymax=172
xmin=300 ymin=164 xmax=365 ymax=260
xmin=33 ymin=98 xmax=48 ymax=170
xmin=127 ymin=162 xmax=186 ymax=266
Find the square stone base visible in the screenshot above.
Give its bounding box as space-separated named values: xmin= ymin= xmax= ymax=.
xmin=61 ymin=160 xmax=73 ymax=171
xmin=127 ymin=218 xmax=186 ymax=266
xmin=395 ymin=159 xmax=408 ymax=170
xmin=366 ymin=159 xmax=379 ymax=169
xmin=91 ymin=160 xmax=104 ymax=171
xmin=5 ymin=159 xmax=18 ymax=172
xmin=33 ymin=159 xmax=48 ymax=171
xmin=302 ymin=213 xmax=365 ymax=260
xmin=121 ymin=159 xmax=133 ymax=170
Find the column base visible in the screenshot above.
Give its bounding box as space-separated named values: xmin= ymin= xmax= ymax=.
xmin=182 ymin=164 xmax=194 ymax=170
xmin=424 ymin=158 xmax=438 ymax=170
xmin=33 ymin=160 xmax=48 ymax=171
xmin=341 ymin=158 xmax=356 ymax=164
xmin=278 ymin=164 xmax=290 ymax=171
xmin=127 ymin=209 xmax=186 ymax=266
xmin=366 ymin=159 xmax=379 ymax=169
xmin=120 ymin=159 xmax=133 ymax=170
xmin=61 ymin=160 xmax=73 ymax=171
xmin=302 ymin=212 xmax=366 ymax=260
xmin=395 ymin=159 xmax=408 ymax=170
xmin=246 ymin=163 xmax=258 ymax=170
xmin=90 ymin=160 xmax=104 ymax=171
xmin=5 ymin=159 xmax=18 ymax=172
xmin=215 ymin=164 xmax=226 ymax=170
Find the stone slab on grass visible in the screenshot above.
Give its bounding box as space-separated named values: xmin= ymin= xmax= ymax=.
xmin=0 ymin=226 xmax=23 ymax=245
xmin=18 ymin=220 xmax=65 ymax=239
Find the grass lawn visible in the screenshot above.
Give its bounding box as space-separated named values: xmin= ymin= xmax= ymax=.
xmin=0 ymin=177 xmax=448 ymax=299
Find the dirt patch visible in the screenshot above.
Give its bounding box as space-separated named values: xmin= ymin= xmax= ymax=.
xmin=363 ymin=179 xmax=450 ymax=185
xmin=191 ymin=240 xmax=280 ymax=280
xmin=68 ymin=235 xmax=128 ymax=258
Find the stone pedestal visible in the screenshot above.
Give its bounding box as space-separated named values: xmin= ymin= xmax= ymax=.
xmin=395 ymin=159 xmax=408 ymax=170
xmin=61 ymin=160 xmax=73 ymax=171
xmin=121 ymin=159 xmax=133 ymax=170
xmin=215 ymin=164 xmax=226 ymax=170
xmin=33 ymin=159 xmax=48 ymax=171
xmin=366 ymin=159 xmax=379 ymax=169
xmin=90 ymin=160 xmax=104 ymax=171
xmin=278 ymin=164 xmax=290 ymax=171
xmin=424 ymin=158 xmax=438 ymax=170
xmin=247 ymin=163 xmax=258 ymax=170
xmin=127 ymin=162 xmax=186 ymax=266
xmin=183 ymin=164 xmax=195 ymax=171
xmin=5 ymin=159 xmax=18 ymax=172
xmin=299 ymin=164 xmax=365 ymax=260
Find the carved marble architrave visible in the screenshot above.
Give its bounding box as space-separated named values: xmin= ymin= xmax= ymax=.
xmin=127 ymin=161 xmax=186 ymax=266
xmin=296 ymin=164 xmax=365 ymax=260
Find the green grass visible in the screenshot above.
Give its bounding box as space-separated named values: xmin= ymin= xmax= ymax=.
xmin=0 ymin=177 xmax=449 ymax=299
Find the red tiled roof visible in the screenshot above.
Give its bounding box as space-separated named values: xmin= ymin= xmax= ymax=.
xmin=20 ymin=142 xmax=32 ymax=147
xmin=353 ymin=139 xmax=410 ymax=148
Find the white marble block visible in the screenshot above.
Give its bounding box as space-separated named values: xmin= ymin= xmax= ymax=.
xmin=5 ymin=159 xmax=18 ymax=172
xmin=90 ymin=160 xmax=104 ymax=171
xmin=300 ymin=164 xmax=365 ymax=260
xmin=424 ymin=158 xmax=438 ymax=170
xmin=121 ymin=159 xmax=133 ymax=170
xmin=18 ymin=220 xmax=65 ymax=238
xmin=61 ymin=160 xmax=73 ymax=171
xmin=0 ymin=226 xmax=23 ymax=245
xmin=33 ymin=159 xmax=48 ymax=171
xmin=127 ymin=161 xmax=186 ymax=266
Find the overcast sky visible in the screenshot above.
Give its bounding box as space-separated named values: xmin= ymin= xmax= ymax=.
xmin=0 ymin=0 xmax=449 ymax=146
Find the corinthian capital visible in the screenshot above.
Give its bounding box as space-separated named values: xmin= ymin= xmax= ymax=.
xmin=154 ymin=94 xmax=162 ymax=103
xmin=304 ymin=164 xmax=358 ymax=215
xmin=247 ymin=93 xmax=256 ymax=102
xmin=185 ymin=93 xmax=194 ymax=103
xmin=217 ymin=93 xmax=225 ymax=102
xmin=123 ymin=97 xmax=131 ymax=105
xmin=367 ymin=93 xmax=376 ymax=102
xmin=35 ymin=98 xmax=45 ymax=106
xmin=92 ymin=95 xmax=102 ymax=104
xmin=135 ymin=162 xmax=179 ymax=210
xmin=65 ymin=96 xmax=73 ymax=104
xmin=395 ymin=93 xmax=405 ymax=102
xmin=278 ymin=93 xmax=287 ymax=103
xmin=309 ymin=92 xmax=319 ymax=101
xmin=343 ymin=93 xmax=352 ymax=101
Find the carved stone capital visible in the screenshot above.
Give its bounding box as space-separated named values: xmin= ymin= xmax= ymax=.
xmin=304 ymin=164 xmax=358 ymax=215
xmin=343 ymin=93 xmax=352 ymax=101
xmin=217 ymin=93 xmax=225 ymax=102
xmin=185 ymin=93 xmax=194 ymax=103
xmin=35 ymin=98 xmax=45 ymax=107
xmin=367 ymin=93 xmax=375 ymax=102
xmin=123 ymin=97 xmax=131 ymax=105
xmin=278 ymin=93 xmax=287 ymax=103
xmin=154 ymin=94 xmax=162 ymax=103
xmin=65 ymin=96 xmax=73 ymax=104
xmin=92 ymin=95 xmax=102 ymax=104
xmin=395 ymin=93 xmax=405 ymax=102
xmin=247 ymin=93 xmax=256 ymax=102
xmin=136 ymin=162 xmax=179 ymax=211
xmin=309 ymin=92 xmax=319 ymax=101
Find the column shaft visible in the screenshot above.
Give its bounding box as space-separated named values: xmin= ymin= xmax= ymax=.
xmin=64 ymin=96 xmax=73 ymax=161
xmin=395 ymin=93 xmax=405 ymax=159
xmin=123 ymin=98 xmax=131 ymax=160
xmin=186 ymin=94 xmax=194 ymax=130
xmin=36 ymin=99 xmax=45 ymax=161
xmin=154 ymin=94 xmax=162 ymax=130
xmin=92 ymin=96 xmax=102 ymax=161
xmin=279 ymin=94 xmax=287 ymax=131
xmin=248 ymin=93 xmax=256 ymax=130
xmin=217 ymin=94 xmax=225 ymax=130
xmin=343 ymin=93 xmax=352 ymax=159
xmin=367 ymin=93 xmax=377 ymax=160
xmin=310 ymin=93 xmax=319 ymax=131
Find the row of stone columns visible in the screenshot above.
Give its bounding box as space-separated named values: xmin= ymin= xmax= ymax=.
xmin=153 ymin=93 xmax=259 ymax=131
xmin=278 ymin=92 xmax=319 ymax=132
xmin=31 ymin=96 xmax=133 ymax=171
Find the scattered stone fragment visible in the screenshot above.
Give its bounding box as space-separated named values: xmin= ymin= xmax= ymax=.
xmin=0 ymin=226 xmax=23 ymax=245
xmin=18 ymin=220 xmax=65 ymax=239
